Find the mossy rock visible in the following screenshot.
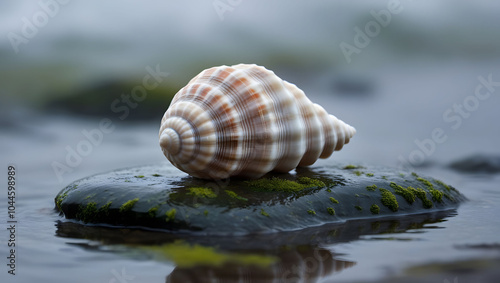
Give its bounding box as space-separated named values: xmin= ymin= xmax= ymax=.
xmin=55 ymin=163 xmax=466 ymax=235
xmin=45 ymin=79 xmax=181 ymax=120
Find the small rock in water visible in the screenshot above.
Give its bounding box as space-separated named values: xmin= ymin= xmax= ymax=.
xmin=331 ymin=73 xmax=374 ymax=97
xmin=449 ymin=154 xmax=500 ymax=174
xmin=54 ymin=163 xmax=465 ymax=235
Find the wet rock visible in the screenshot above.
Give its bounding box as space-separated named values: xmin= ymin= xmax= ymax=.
xmin=331 ymin=73 xmax=374 ymax=97
xmin=394 ymin=257 xmax=500 ymax=283
xmin=45 ymin=79 xmax=180 ymax=120
xmin=55 ymin=163 xmax=465 ymax=235
xmin=455 ymin=243 xmax=500 ymax=251
xmin=449 ymin=154 xmax=500 ymax=174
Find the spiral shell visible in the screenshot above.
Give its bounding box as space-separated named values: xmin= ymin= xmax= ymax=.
xmin=159 ymin=64 xmax=355 ymax=179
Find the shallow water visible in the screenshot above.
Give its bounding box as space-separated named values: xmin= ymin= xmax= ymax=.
xmin=2 ymin=59 xmax=500 ymax=282
xmin=3 ymin=157 xmax=500 ymax=282
xmin=2 ymin=1 xmax=500 ymax=280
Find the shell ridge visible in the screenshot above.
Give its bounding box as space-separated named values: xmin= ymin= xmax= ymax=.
xmin=244 ymin=67 xmax=294 ymax=172
xmin=284 ymin=82 xmax=324 ymax=166
xmin=230 ymin=66 xmax=283 ymax=176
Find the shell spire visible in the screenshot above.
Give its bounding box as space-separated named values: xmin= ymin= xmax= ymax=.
xmin=159 ymin=64 xmax=355 ymax=179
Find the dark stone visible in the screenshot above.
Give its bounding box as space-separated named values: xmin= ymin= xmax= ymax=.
xmin=45 ymin=79 xmax=180 ymax=120
xmin=331 ymin=73 xmax=374 ymax=96
xmin=449 ymin=154 xmax=500 ymax=174
xmin=54 ymin=163 xmax=466 ymax=235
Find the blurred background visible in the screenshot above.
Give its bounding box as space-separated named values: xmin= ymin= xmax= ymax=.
xmin=2 ymin=0 xmax=500 ymax=175
xmin=1 ymin=1 xmax=500 ymax=282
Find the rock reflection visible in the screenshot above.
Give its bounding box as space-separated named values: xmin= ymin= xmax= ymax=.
xmin=166 ymin=245 xmax=355 ymax=283
xmin=55 ymin=210 xmax=456 ymax=282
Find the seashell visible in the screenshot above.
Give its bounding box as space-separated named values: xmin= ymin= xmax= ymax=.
xmin=159 ymin=64 xmax=356 ymax=179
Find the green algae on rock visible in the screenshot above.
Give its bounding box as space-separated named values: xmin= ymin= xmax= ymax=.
xmin=329 ymin=197 xmax=339 ymax=204
xmin=54 ymin=163 xmax=466 ymax=235
xmin=246 ymin=176 xmax=325 ymax=193
xmin=379 ymin=188 xmax=399 ymax=212
xmin=327 ymin=207 xmax=336 ymax=215
xmin=225 ymin=190 xmax=248 ymax=202
xmin=370 ymin=204 xmax=380 ymax=214
xmin=120 ymin=198 xmax=139 ymax=212
xmin=187 ymin=187 xmax=217 ymax=198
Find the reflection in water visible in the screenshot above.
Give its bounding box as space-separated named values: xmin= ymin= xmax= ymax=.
xmin=55 ymin=210 xmax=456 ymax=282
xmin=166 ymin=245 xmax=355 ymax=283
